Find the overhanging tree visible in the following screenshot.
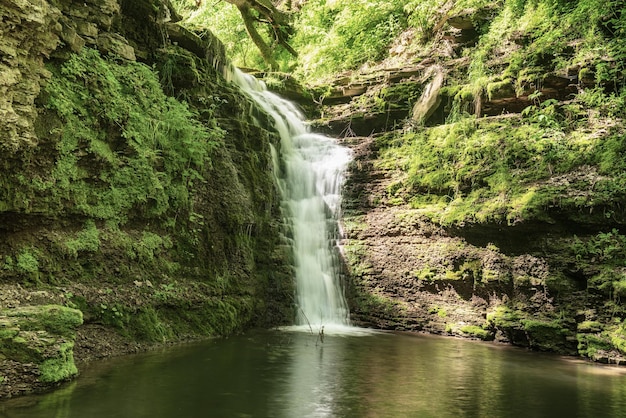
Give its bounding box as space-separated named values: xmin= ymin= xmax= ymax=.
xmin=221 ymin=0 xmax=298 ymax=69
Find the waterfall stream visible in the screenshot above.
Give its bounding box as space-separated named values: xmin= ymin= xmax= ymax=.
xmin=228 ymin=68 xmax=351 ymax=329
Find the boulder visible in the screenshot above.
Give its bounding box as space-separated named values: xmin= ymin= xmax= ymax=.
xmin=0 ymin=305 xmax=83 ymax=395
xmin=411 ymin=66 xmax=445 ymax=124
xmin=97 ymin=32 xmax=137 ymax=61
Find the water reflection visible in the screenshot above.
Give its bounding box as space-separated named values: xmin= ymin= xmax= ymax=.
xmin=2 ymin=330 xmax=626 ymax=418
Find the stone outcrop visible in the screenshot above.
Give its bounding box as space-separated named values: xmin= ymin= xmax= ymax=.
xmin=0 ymin=305 xmax=83 ymax=396
xmin=0 ymin=0 xmax=62 ymax=151
xmin=310 ymin=65 xmax=428 ymax=136
xmin=411 ymin=66 xmax=445 ymax=124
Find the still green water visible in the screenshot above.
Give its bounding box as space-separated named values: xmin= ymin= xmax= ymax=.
xmin=2 ymin=328 xmax=626 ymax=418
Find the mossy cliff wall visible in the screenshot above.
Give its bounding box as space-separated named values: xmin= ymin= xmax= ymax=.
xmin=307 ymin=1 xmax=626 ymax=365
xmin=0 ymin=0 xmax=293 ymax=397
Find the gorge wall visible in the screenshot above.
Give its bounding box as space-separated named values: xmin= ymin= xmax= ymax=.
xmin=306 ymin=2 xmax=626 ymax=365
xmin=0 ymin=0 xmax=294 ymax=397
xmin=2 ymin=0 xmax=625 ymax=399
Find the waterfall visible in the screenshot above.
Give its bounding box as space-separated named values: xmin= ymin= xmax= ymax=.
xmin=227 ymin=68 xmax=351 ymax=328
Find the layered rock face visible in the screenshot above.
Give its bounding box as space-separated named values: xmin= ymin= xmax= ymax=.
xmin=307 ymin=4 xmax=626 ymax=364
xmin=0 ymin=0 xmax=293 ymax=397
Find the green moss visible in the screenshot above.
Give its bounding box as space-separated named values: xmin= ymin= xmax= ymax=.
xmin=427 ymin=305 xmax=448 ymax=318
xmin=416 ymin=267 xmax=437 ymax=281
xmin=161 ymin=297 xmax=249 ymax=337
xmin=460 ymin=325 xmax=493 ymax=340
xmin=375 ymin=111 xmax=619 ymax=226
xmin=577 ymin=321 xmax=626 ymax=359
xmin=0 ymin=305 xmax=82 ymax=379
xmin=444 ymin=270 xmax=462 ymax=280
xmin=487 ymin=306 xmax=575 ymax=353
xmin=128 ymin=307 xmax=173 ymax=343
xmin=354 ymin=292 xmax=403 ymax=319
xmin=16 ymin=250 xmax=39 ymax=275
xmin=486 ymin=78 xmax=514 ymax=101
xmin=461 ymin=259 xmax=483 ymax=282
xmin=65 ymin=220 xmax=100 ymax=258
xmin=577 ymin=321 xmax=603 ymax=333
xmin=4 ymin=306 xmax=83 ymax=338
xmin=486 ymin=306 xmax=521 ymax=328
xmin=290 ymin=0 xmax=408 ymax=81
xmin=39 ymin=342 xmax=78 ymax=383
xmin=35 ymin=47 xmax=222 ymax=226
xmin=577 ymin=333 xmax=612 ymax=358
xmin=343 ymin=241 xmax=375 ymax=277
xmin=0 ymin=327 xmax=19 ymax=340
xmin=522 ymin=319 xmax=569 ymax=344
xmin=0 ymin=333 xmax=44 ymax=363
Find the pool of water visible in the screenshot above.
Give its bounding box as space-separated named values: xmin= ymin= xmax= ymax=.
xmin=2 ymin=327 xmax=625 ymax=417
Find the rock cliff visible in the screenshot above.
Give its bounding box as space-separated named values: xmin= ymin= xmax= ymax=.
xmin=0 ymin=0 xmax=293 ymax=397
xmin=307 ymin=2 xmax=626 ymax=364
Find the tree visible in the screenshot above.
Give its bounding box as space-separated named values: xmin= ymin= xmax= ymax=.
xmin=221 ymin=0 xmax=298 ymax=69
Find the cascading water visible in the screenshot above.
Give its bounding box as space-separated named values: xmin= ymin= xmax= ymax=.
xmin=228 ymin=67 xmax=351 ymax=328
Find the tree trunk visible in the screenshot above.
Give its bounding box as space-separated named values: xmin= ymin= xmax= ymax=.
xmin=224 ymin=0 xmax=296 ymax=69
xmin=237 ymin=3 xmax=279 ymax=69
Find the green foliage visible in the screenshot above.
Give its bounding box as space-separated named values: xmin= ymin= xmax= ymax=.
xmin=577 ymin=320 xmax=603 ymax=333
xmin=134 ymin=232 xmax=173 ymax=262
xmin=403 ymin=0 xmax=445 ymax=41
xmin=128 ymin=307 xmax=172 ymax=342
xmin=439 ymin=0 xmax=626 ymax=128
xmin=292 ymin=0 xmax=407 ymax=81
xmin=175 ymin=0 xmax=408 ymax=80
xmin=578 ymin=321 xmax=626 ymax=359
xmin=488 ymin=305 xmax=574 ymax=352
xmin=16 ymin=249 xmax=40 ymax=275
xmin=41 ymin=48 xmax=221 ymax=226
xmin=573 ymin=229 xmax=626 ymax=264
xmin=577 ymin=87 xmax=626 ymax=118
xmin=577 ymin=333 xmax=612 ymax=358
xmin=521 ymin=94 xmax=562 ymax=129
xmin=571 ymin=229 xmax=626 ymax=299
xmin=96 ymin=303 xmax=128 ymax=329
xmin=176 ymin=1 xmax=265 ymax=70
xmin=65 ymin=220 xmax=100 ymax=258
xmin=522 ymin=318 xmax=574 ymax=352
xmin=486 ymin=305 xmax=522 ymax=328
xmin=160 ymin=296 xmax=250 ymax=337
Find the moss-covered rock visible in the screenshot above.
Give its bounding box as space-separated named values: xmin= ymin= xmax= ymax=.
xmin=577 ymin=321 xmax=626 ymax=364
xmin=485 ymin=306 xmax=577 ymax=354
xmin=0 ymin=305 xmax=83 ymax=387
